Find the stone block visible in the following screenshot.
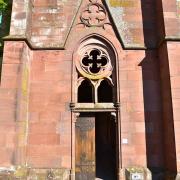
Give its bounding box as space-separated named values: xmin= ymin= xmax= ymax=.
xmin=176 ymin=173 xmax=180 ymax=180
xmin=0 ymin=167 xmax=71 ymax=180
xmin=120 ymin=167 xmax=152 ymax=180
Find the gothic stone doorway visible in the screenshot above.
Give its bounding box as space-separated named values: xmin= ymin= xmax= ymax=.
xmin=75 ymin=112 xmax=117 ymax=180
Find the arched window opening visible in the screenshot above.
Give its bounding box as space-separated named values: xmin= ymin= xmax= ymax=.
xmin=98 ymin=80 xmax=113 ymax=102
xmin=78 ymin=80 xmax=93 ymax=103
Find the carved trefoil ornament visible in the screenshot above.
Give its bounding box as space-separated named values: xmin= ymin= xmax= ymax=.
xmin=80 ymin=0 xmax=107 ymax=27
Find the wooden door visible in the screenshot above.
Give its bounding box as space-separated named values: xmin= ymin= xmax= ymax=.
xmin=75 ymin=114 xmax=96 ymax=180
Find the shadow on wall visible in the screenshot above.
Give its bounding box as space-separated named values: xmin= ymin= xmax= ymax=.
xmin=139 ymin=51 xmax=165 ymax=179
xmin=140 ymin=0 xmax=177 ymax=179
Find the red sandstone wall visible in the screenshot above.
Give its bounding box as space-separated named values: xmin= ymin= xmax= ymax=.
xmin=161 ymin=0 xmax=180 ymax=37
xmin=119 ymin=50 xmax=147 ymax=167
xmin=27 ymin=50 xmax=72 ymax=168
xmin=167 ymin=42 xmax=180 ymax=171
xmin=158 ymin=43 xmax=177 ymax=172
xmin=0 ymin=0 xmax=174 ymax=176
xmin=9 ymin=0 xmax=158 ymax=49
xmin=10 ymin=0 xmax=28 ymax=36
xmin=140 ymin=51 xmax=164 ymax=168
xmin=0 ymin=41 xmax=31 ymax=166
xmin=119 ymin=50 xmax=164 ymax=168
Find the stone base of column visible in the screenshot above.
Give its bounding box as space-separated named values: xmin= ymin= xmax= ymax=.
xmin=120 ymin=167 xmax=152 ymax=180
xmin=176 ymin=173 xmax=180 ymax=180
xmin=0 ymin=166 xmax=71 ymax=179
xmin=69 ymin=169 xmax=75 ymax=180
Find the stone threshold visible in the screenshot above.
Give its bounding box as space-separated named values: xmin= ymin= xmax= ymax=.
xmin=0 ymin=166 xmax=70 ymax=180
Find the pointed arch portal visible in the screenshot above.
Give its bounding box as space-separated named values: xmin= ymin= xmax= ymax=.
xmin=73 ymin=35 xmax=120 ymax=180
xmin=75 ymin=112 xmax=117 ymax=180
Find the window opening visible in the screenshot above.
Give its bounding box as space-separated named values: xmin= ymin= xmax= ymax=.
xmin=75 ymin=41 xmax=116 ymax=105
xmin=78 ymin=80 xmax=93 ymax=102
xmin=98 ymin=80 xmax=113 ymax=102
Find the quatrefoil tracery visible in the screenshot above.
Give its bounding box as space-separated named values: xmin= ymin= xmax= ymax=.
xmin=75 ymin=48 xmax=113 ymax=80
xmin=80 ymin=2 xmax=107 ymax=27
xmin=82 ymin=49 xmax=108 ymax=74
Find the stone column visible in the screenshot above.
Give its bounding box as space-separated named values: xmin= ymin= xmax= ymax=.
xmin=69 ymin=110 xmax=79 ymax=180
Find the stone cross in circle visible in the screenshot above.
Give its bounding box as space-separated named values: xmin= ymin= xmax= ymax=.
xmin=82 ymin=50 xmax=107 ymax=74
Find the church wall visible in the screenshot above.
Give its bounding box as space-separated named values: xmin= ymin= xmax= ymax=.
xmin=66 ymin=22 xmax=149 ymax=170
xmin=140 ymin=0 xmax=157 ymax=48
xmin=10 ymin=0 xmax=29 ymax=36
xmin=27 ymin=50 xmax=72 ymax=168
xmin=155 ymin=0 xmax=180 ymax=176
xmin=0 ymin=41 xmax=31 ymax=167
xmin=140 ymin=51 xmax=164 ymax=169
xmin=158 ymin=43 xmax=177 ymax=174
xmin=167 ymin=42 xmax=180 ymax=171
xmin=120 ymin=49 xmax=164 ymax=170
xmin=120 ymin=50 xmax=148 ymax=169
xmin=161 ymin=0 xmax=180 ymax=38
xmin=119 ymin=50 xmax=147 ymax=168
xmin=1 ymin=0 xmax=180 ymax=179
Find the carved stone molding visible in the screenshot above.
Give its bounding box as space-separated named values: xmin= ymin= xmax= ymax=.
xmin=80 ymin=0 xmax=107 ymax=27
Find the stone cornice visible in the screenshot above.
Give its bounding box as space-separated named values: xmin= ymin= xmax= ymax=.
xmin=3 ymin=35 xmax=180 ymax=51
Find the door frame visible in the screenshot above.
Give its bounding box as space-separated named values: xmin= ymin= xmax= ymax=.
xmin=71 ymin=110 xmax=121 ymax=180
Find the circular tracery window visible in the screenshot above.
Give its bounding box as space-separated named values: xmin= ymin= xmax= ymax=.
xmin=75 ymin=48 xmax=112 ymax=80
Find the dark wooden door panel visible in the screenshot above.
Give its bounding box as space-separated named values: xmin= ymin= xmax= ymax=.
xmin=75 ymin=115 xmax=95 ymax=180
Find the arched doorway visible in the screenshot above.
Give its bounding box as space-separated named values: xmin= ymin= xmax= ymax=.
xmin=75 ymin=112 xmax=117 ymax=180
xmin=72 ymin=36 xmax=120 ymax=180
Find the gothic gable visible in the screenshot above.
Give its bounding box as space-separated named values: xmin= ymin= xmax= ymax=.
xmin=7 ymin=0 xmax=157 ymax=49
xmin=105 ymin=0 xmax=145 ymax=48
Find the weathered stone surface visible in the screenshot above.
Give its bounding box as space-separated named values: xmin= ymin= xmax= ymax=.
xmin=161 ymin=0 xmax=180 ymax=38
xmin=8 ymin=0 xmax=158 ymax=49
xmin=120 ymin=167 xmax=152 ymax=180
xmin=0 ymin=167 xmax=70 ymax=180
xmin=1 ymin=0 xmax=180 ymax=179
xmin=176 ymin=173 xmax=180 ymax=180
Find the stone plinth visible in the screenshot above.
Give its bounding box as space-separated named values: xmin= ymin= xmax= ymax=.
xmin=120 ymin=167 xmax=152 ymax=180
xmin=0 ymin=166 xmax=70 ymax=180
